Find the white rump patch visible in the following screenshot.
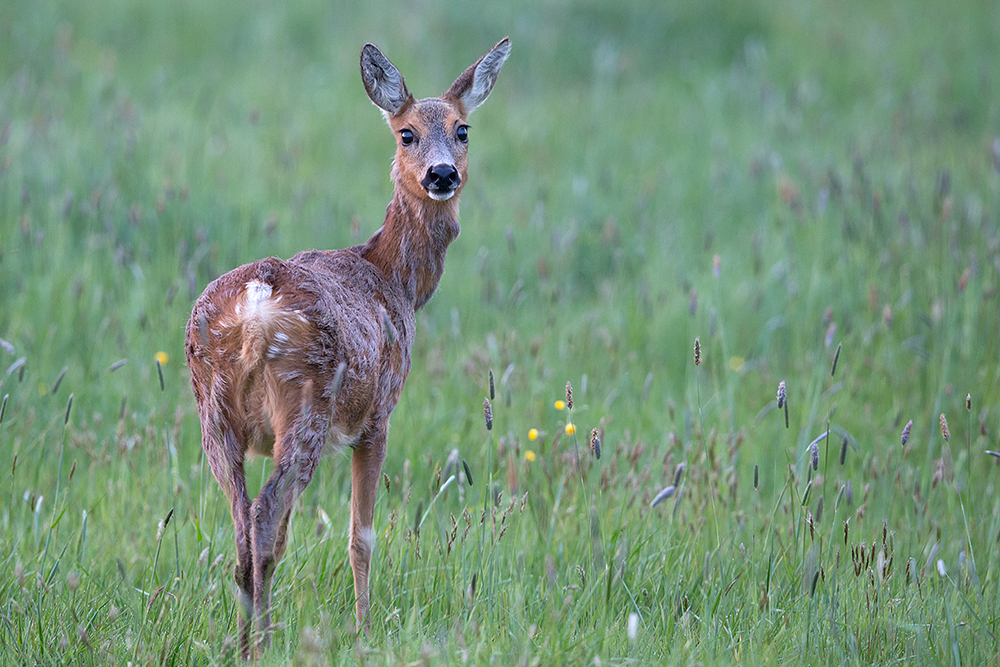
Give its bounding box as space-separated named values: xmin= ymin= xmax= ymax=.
xmin=245 ymin=280 xmax=272 ymax=304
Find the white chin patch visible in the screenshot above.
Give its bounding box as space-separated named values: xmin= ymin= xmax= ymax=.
xmin=427 ymin=189 xmax=455 ymax=201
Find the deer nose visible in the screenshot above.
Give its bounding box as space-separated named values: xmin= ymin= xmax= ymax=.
xmin=422 ymin=164 xmax=460 ymax=192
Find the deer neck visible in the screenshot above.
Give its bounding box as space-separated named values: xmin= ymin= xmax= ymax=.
xmin=361 ymin=190 xmax=461 ymax=311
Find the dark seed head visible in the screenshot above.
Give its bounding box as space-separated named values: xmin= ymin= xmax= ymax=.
xmin=901 ymin=420 xmax=912 ymax=448
xmin=753 ymin=463 xmax=759 ymax=490
xmin=565 ymin=381 xmax=573 ymax=410
xmin=693 ymin=338 xmax=701 ymax=366
xmin=831 ymin=342 xmax=842 ymax=377
xmin=462 ymin=459 xmax=474 ymax=487
xmin=488 ymin=369 xmax=495 ymax=401
xmin=673 ymin=462 xmax=686 ymax=486
xmin=840 ymin=436 xmax=848 ymax=465
xmin=483 ymin=398 xmax=493 ymax=431
xmin=590 ymin=428 xmax=601 ymax=460
xmin=776 ymin=381 xmax=786 ymax=409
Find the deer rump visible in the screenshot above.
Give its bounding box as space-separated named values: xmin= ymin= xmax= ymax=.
xmin=186 ymin=248 xmax=414 ymax=464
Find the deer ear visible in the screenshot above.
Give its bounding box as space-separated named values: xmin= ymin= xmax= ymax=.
xmin=445 ymin=37 xmax=510 ymax=115
xmin=361 ymin=43 xmax=413 ymax=116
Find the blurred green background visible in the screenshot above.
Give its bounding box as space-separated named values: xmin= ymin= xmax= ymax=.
xmin=2 ymin=0 xmax=1000 ymax=663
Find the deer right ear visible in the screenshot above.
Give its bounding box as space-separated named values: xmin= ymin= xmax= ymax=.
xmin=361 ymin=44 xmax=413 ymax=116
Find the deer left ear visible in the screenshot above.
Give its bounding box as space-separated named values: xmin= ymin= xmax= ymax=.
xmin=445 ymin=37 xmax=511 ymax=115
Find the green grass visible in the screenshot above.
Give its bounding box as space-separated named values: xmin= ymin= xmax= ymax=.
xmin=2 ymin=0 xmax=1000 ymax=663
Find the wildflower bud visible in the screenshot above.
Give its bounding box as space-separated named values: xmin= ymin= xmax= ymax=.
xmin=694 ymin=338 xmax=701 ymax=366
xmin=483 ymin=398 xmax=493 ymax=431
xmin=776 ymin=381 xmax=786 ymax=409
xmin=590 ymin=428 xmax=601 ymax=460
xmin=565 ymin=381 xmax=573 ymax=410
xmin=901 ymin=420 xmax=912 ymax=448
xmin=939 ymin=413 xmax=950 ymax=441
xmin=488 ymin=369 xmax=495 ymax=401
xmin=810 ymin=441 xmax=819 ymax=471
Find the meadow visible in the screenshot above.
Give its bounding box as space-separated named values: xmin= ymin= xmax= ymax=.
xmin=2 ymin=0 xmax=1000 ymax=664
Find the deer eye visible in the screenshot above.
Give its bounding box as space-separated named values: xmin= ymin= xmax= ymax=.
xmin=456 ymin=126 xmax=468 ymax=143
xmin=400 ymin=129 xmax=414 ymax=146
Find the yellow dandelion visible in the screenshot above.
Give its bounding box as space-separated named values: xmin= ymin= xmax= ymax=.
xmin=155 ymin=351 xmax=169 ymax=366
xmin=554 ymin=400 xmax=566 ymax=411
xmin=528 ymin=428 xmax=539 ymax=441
xmin=565 ymin=423 xmax=576 ymax=436
xmin=524 ymin=450 xmax=537 ymax=462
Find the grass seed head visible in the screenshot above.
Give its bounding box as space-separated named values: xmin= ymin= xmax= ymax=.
xmin=776 ymin=381 xmax=786 ymax=409
xmin=831 ymin=342 xmax=842 ymax=376
xmin=565 ymin=381 xmax=573 ymax=410
xmin=966 ymin=393 xmax=971 ymax=411
xmin=488 ymin=369 xmax=495 ymax=401
xmin=650 ymin=485 xmax=676 ymax=507
xmin=753 ymin=463 xmax=759 ymax=489
xmin=901 ymin=420 xmax=912 ymax=448
xmin=693 ymin=337 xmax=701 ymax=366
xmin=939 ymin=413 xmax=950 ymax=441
xmin=483 ymin=398 xmax=493 ymax=431
xmin=810 ymin=441 xmax=819 ymax=471
xmin=840 ymin=436 xmax=848 ymax=464
xmin=673 ymin=462 xmax=686 ymax=486
xmin=462 ymin=459 xmax=473 ymax=486
xmin=590 ymin=428 xmax=601 ymax=460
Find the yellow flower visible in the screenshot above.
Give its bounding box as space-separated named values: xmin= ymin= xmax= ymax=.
xmin=524 ymin=450 xmax=537 ymax=462
xmin=155 ymin=351 xmax=169 ymax=366
xmin=554 ymin=400 xmax=566 ymax=411
xmin=565 ymin=423 xmax=576 ymax=435
xmin=528 ymin=428 xmax=539 ymax=441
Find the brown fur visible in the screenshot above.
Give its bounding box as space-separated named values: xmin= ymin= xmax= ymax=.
xmin=185 ymin=38 xmax=509 ymax=658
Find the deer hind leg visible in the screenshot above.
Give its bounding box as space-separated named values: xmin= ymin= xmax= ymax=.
xmin=248 ymin=402 xmax=328 ymax=653
xmin=200 ymin=419 xmax=254 ymax=660
xmin=349 ymin=425 xmax=387 ymax=634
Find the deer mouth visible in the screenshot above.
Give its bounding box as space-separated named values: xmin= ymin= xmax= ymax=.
xmin=426 ymin=186 xmax=457 ymax=201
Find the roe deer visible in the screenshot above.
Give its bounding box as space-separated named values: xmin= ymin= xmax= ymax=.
xmin=185 ymin=38 xmax=510 ymax=658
